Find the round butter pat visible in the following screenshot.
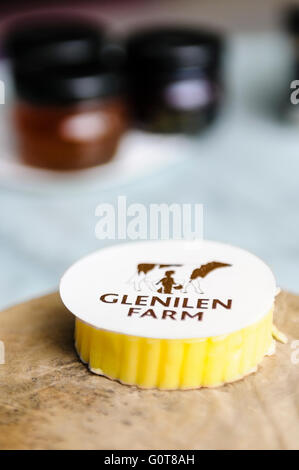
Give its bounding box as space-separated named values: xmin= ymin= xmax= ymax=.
xmin=60 ymin=240 xmax=277 ymax=389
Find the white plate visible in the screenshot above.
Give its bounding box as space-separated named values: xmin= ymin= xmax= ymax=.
xmin=0 ymin=122 xmax=186 ymax=194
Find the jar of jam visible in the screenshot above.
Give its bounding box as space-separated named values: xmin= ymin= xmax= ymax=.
xmin=5 ymin=19 xmax=128 ymax=170
xmin=126 ymin=27 xmax=223 ymax=134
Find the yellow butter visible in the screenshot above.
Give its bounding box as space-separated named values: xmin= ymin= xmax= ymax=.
xmin=75 ymin=309 xmax=274 ymax=390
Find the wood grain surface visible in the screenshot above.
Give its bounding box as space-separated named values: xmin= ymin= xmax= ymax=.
xmin=0 ymin=291 xmax=298 ymax=450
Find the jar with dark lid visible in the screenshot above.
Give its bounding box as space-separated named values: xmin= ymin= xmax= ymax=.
xmin=5 ymin=19 xmax=128 ymax=170
xmin=126 ymin=27 xmax=224 ymax=134
xmin=4 ymin=17 xmax=105 ymax=65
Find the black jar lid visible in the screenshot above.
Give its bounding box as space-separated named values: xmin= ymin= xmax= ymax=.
xmin=13 ymin=60 xmax=124 ymax=105
xmin=5 ymin=17 xmax=124 ymax=105
xmin=4 ymin=17 xmax=104 ymax=66
xmin=284 ymin=6 xmax=299 ymax=34
xmin=126 ymin=27 xmax=223 ymax=74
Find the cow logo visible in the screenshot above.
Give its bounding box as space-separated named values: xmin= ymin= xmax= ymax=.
xmin=130 ymin=262 xmax=231 ymax=295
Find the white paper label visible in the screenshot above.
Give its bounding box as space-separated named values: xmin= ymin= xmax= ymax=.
xmin=60 ymin=240 xmax=276 ymax=339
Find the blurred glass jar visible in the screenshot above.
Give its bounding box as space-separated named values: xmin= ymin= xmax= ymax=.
xmin=4 ymin=18 xmax=105 ymax=66
xmin=5 ymin=19 xmax=128 ymax=170
xmin=126 ymin=27 xmax=224 ymax=134
xmin=12 ymin=62 xmax=127 ymax=170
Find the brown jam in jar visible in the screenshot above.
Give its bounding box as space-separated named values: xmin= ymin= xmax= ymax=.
xmin=13 ymin=96 xmax=127 ymax=171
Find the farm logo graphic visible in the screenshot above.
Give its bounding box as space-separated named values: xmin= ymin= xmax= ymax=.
xmin=130 ymin=261 xmax=232 ymax=295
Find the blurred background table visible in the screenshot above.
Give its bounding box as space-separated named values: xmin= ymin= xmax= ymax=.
xmin=0 ymin=0 xmax=299 ymax=309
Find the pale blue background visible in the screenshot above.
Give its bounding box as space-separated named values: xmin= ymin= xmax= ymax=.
xmin=0 ymin=34 xmax=299 ymax=309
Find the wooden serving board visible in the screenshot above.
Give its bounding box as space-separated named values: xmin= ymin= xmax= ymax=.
xmin=0 ymin=291 xmax=298 ymax=450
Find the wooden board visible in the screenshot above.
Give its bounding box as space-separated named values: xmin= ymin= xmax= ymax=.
xmin=0 ymin=291 xmax=298 ymax=450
